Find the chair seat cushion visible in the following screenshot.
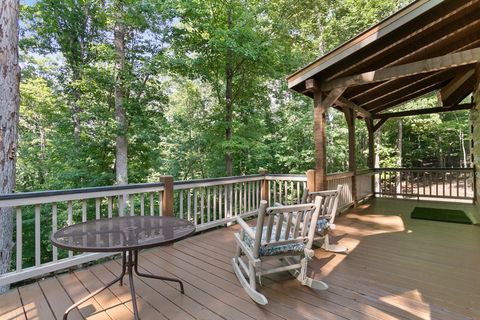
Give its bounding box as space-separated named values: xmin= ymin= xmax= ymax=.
xmin=243 ymin=226 xmax=305 ymax=256
xmin=317 ymin=218 xmax=330 ymax=231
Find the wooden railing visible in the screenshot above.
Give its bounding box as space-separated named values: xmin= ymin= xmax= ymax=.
xmin=0 ymin=173 xmax=306 ymax=287
xmin=0 ymin=169 xmax=396 ymax=287
xmin=375 ymin=168 xmax=475 ymax=201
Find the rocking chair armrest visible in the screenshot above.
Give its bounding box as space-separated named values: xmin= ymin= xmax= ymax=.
xmin=274 ymin=202 xmax=284 ymax=207
xmin=236 ymin=216 xmax=256 ymax=240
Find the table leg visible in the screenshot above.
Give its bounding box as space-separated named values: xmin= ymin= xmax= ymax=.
xmin=127 ymin=250 xmax=140 ymax=320
xmin=63 ymin=255 xmax=126 ymax=320
xmin=133 ymin=250 xmax=185 ymax=294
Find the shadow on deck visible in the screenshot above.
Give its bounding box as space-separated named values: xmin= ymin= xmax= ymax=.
xmin=1 ymin=198 xmax=479 ymax=320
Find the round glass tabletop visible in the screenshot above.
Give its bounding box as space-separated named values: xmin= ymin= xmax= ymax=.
xmin=51 ymin=216 xmax=196 ymax=252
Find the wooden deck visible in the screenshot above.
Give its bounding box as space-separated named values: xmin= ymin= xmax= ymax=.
xmin=1 ymin=198 xmax=479 ymax=320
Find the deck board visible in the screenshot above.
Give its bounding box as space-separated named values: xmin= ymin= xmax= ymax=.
xmin=1 ymin=198 xmax=479 ymax=320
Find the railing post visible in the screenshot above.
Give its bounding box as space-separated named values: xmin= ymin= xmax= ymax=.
xmin=259 ymin=169 xmax=269 ymax=204
xmin=160 ymin=175 xmax=174 ymax=216
xmin=306 ymin=169 xmax=316 ymax=192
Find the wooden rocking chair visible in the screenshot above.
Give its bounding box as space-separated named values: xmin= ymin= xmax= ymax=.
xmin=301 ymin=185 xmax=347 ymax=253
xmin=232 ymin=197 xmax=328 ymax=305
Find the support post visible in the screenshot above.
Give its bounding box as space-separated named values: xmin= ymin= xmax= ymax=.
xmin=306 ymin=169 xmax=316 ymax=192
xmin=259 ymin=169 xmax=269 ymax=203
xmin=160 ymin=176 xmax=174 ymax=216
xmin=313 ymin=90 xmax=328 ymax=191
xmin=366 ymin=118 xmax=376 ymax=196
xmin=344 ymin=108 xmax=357 ymax=205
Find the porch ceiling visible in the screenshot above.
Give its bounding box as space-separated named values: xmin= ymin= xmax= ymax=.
xmin=287 ymin=0 xmax=480 ymax=115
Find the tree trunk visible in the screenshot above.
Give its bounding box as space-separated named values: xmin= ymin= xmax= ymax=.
xmin=225 ymin=6 xmax=233 ymax=177
xmin=114 ymin=2 xmax=128 ymax=186
xmin=0 ymin=0 xmax=20 ymax=293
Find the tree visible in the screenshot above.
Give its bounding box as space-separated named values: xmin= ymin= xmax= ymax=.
xmin=114 ymin=0 xmax=128 ymax=185
xmin=0 ymin=0 xmax=20 ymax=293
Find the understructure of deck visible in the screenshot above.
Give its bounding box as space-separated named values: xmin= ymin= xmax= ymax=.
xmin=1 ymin=198 xmax=479 ymax=320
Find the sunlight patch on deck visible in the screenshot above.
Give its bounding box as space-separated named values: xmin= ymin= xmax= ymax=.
xmin=380 ymin=289 xmax=431 ymax=320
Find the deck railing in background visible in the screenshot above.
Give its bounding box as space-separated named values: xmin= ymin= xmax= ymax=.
xmin=0 ymin=183 xmax=166 ymax=287
xmin=375 ymin=168 xmax=475 ymax=201
xmin=0 ymin=168 xmax=417 ymax=287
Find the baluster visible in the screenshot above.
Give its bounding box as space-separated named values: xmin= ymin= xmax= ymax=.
xmin=140 ymin=194 xmax=145 ymax=216
xmin=16 ymin=207 xmax=22 ymax=270
xmin=456 ymin=171 xmax=459 ymax=197
xmin=219 ymin=185 xmax=223 ymax=220
xmin=296 ymin=182 xmax=300 ymax=204
xmin=108 ymin=197 xmax=113 ymax=218
xmin=247 ymin=182 xmax=252 ymax=212
xmin=279 ymin=180 xmax=283 ymax=204
xmin=187 ymin=190 xmax=192 ymax=221
xmin=213 ymin=187 xmax=217 ymax=221
xmin=229 ymin=184 xmax=233 ymax=219
xmin=35 ymin=204 xmax=41 ymax=266
xmin=464 ymin=172 xmax=467 ymax=198
xmin=130 ymin=195 xmax=135 ymax=216
xmin=200 ymin=188 xmax=205 ymax=225
xmin=95 ymin=198 xmax=101 ymax=219
xmin=159 ymin=191 xmax=163 ymax=216
xmin=51 ymin=203 xmax=58 ymax=262
xmin=234 ymin=184 xmax=238 ymax=216
xmin=194 ymin=190 xmax=198 ymax=225
xmin=207 ymin=188 xmax=211 ymax=222
xmin=82 ymin=200 xmax=87 ymax=222
xmin=67 ymin=201 xmax=73 ymax=257
xmin=243 ymin=183 xmax=246 ymax=213
xmin=150 ymin=193 xmax=154 ymax=216
xmin=179 ymin=190 xmax=184 ymax=219
xmin=224 ymin=184 xmax=228 ymax=218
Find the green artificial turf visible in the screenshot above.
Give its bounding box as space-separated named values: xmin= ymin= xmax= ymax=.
xmin=411 ymin=207 xmax=472 ymax=224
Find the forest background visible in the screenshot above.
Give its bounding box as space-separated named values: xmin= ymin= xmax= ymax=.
xmin=18 ymin=0 xmax=471 ymax=194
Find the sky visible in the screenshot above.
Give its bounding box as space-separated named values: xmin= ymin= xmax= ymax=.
xmin=20 ymin=0 xmax=37 ymax=5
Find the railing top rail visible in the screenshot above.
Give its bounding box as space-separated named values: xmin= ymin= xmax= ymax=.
xmin=173 ymin=174 xmax=264 ymax=190
xmin=265 ymin=174 xmax=307 ymax=181
xmin=0 ymin=182 xmax=165 ymax=201
xmin=375 ymin=167 xmax=474 ymax=172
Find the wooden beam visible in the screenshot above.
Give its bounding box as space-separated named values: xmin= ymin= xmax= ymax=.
xmin=321 ymin=47 xmax=480 ymax=91
xmin=323 ymin=87 xmax=346 ymax=108
xmin=373 ymin=118 xmax=388 ymax=132
xmin=370 ymin=81 xmax=445 ymax=114
xmin=313 ymin=91 xmax=327 ymax=191
xmin=344 ymin=107 xmax=357 ymax=204
xmin=305 ymin=78 xmax=320 ymax=93
xmin=374 ymin=103 xmax=474 ymax=119
xmin=440 ymin=69 xmax=475 ymax=105
xmin=325 ymin=1 xmax=478 ymax=82
xmin=336 ymin=97 xmax=371 ymax=118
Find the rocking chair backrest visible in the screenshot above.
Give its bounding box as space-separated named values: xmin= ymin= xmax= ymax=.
xmin=252 ymin=197 xmax=322 ymax=258
xmin=301 ymin=185 xmax=342 ymax=224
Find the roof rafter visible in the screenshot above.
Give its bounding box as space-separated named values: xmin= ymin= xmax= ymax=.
xmin=320 ymin=47 xmax=480 ymax=91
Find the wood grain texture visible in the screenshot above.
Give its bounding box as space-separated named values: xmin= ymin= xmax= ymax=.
xmin=1 ymin=198 xmax=479 ymax=320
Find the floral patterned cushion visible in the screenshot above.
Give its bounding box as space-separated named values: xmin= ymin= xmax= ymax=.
xmin=243 ymin=226 xmax=305 ymax=256
xmin=317 ymin=218 xmax=330 ymax=231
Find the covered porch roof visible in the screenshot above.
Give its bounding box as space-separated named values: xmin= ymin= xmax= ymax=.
xmin=287 ymin=0 xmax=480 ymax=117
xmin=286 ymin=0 xmax=480 ymax=193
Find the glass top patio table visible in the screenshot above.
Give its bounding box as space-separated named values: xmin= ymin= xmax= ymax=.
xmin=51 ymin=215 xmax=196 ymax=253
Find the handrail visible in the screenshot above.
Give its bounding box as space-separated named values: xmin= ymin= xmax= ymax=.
xmin=375 ymin=167 xmax=473 ymax=172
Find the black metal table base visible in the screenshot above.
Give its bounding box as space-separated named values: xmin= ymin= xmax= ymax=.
xmin=63 ymin=250 xmax=185 ymax=320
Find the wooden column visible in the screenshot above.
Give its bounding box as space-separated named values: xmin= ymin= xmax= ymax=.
xmin=344 ymin=108 xmax=357 ymax=204
xmin=366 ymin=118 xmax=375 ymax=195
xmin=306 ymin=169 xmax=316 ymax=192
xmin=313 ymin=90 xmax=328 ymax=191
xmin=259 ymin=169 xmax=269 ymax=203
xmin=160 ymin=175 xmax=174 ymax=216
